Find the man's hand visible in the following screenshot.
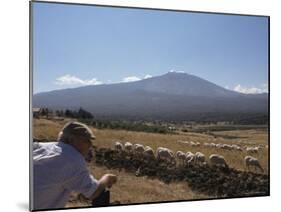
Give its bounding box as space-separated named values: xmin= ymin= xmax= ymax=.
xmin=91 ymin=174 xmax=117 ymax=201
xmin=99 ymin=174 xmax=117 ymax=189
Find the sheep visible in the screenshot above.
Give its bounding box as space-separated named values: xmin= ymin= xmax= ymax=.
xmin=236 ymin=146 xmax=243 ymax=151
xmin=133 ymin=143 xmax=145 ymax=154
xmin=246 ymin=146 xmax=259 ymax=154
xmin=156 ymin=147 xmax=175 ymax=164
xmin=114 ymin=141 xmax=123 ymax=152
xmin=177 ymin=140 xmax=189 ymax=144
xmin=231 ymin=144 xmax=242 ymax=151
xmin=246 ymin=146 xmax=253 ymax=152
xmin=185 ymin=152 xmax=195 ymax=166
xmin=221 ymin=144 xmax=232 ymax=150
xmin=144 ymin=145 xmax=152 ymax=150
xmin=216 ymin=143 xmax=223 ymax=149
xmin=124 ymin=142 xmax=133 ymax=152
xmin=244 ymin=155 xmax=264 ymax=173
xmin=209 ymin=154 xmax=229 ymax=168
xmin=143 ymin=146 xmax=155 ymax=159
xmin=255 ymin=146 xmax=261 ymax=151
xmin=195 ymin=152 xmax=206 ymax=165
xmin=210 ymin=143 xmax=216 ymax=148
xmin=189 ymin=141 xmax=200 ymax=147
xmin=175 ymin=151 xmax=186 ymax=165
xmin=177 ymin=140 xmax=191 ymax=145
xmin=203 ymin=142 xmax=210 ymax=147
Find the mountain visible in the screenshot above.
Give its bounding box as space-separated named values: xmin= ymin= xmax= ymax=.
xmin=33 ymin=72 xmax=268 ymax=122
xmin=131 ymin=72 xmax=241 ymax=97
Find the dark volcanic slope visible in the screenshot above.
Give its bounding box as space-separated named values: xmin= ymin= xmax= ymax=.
xmin=132 ymin=72 xmax=241 ymax=97
xmin=33 ymin=72 xmax=268 ymax=120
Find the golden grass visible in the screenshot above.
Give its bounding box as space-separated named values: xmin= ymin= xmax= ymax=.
xmin=65 ymin=165 xmax=209 ymax=208
xmin=33 ymin=118 xmax=269 ymax=207
xmin=33 ymin=118 xmax=68 ymax=140
xmin=33 ymin=118 xmax=268 ymax=172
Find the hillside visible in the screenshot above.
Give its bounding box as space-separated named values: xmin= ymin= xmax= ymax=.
xmin=33 ymin=72 xmax=268 ymax=122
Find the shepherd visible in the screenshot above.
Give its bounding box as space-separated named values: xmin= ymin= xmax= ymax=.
xmin=33 ymin=121 xmax=117 ymax=210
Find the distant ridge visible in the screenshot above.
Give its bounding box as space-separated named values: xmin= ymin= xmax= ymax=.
xmin=33 ymin=72 xmax=268 ymax=122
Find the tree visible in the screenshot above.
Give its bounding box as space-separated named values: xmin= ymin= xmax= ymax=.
xmin=65 ymin=109 xmax=73 ymax=117
xmin=78 ymin=107 xmax=93 ymax=119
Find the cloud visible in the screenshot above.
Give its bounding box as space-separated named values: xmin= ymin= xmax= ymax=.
xmin=55 ymin=74 xmax=103 ymax=86
xmin=233 ymin=84 xmax=268 ymax=94
xmin=169 ymin=69 xmax=185 ymax=73
xmin=121 ymin=74 xmax=153 ymax=83
xmin=144 ymin=74 xmax=152 ymax=79
xmin=122 ymin=76 xmax=141 ymax=83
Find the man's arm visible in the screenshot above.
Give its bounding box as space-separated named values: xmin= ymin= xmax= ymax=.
xmin=63 ymin=158 xmax=117 ymax=202
xmin=90 ymin=174 xmax=117 ymax=200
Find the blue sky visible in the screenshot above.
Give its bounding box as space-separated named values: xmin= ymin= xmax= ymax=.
xmin=32 ymin=2 xmax=268 ymax=94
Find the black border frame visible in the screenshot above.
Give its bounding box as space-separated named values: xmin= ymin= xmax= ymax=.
xmin=29 ymin=0 xmax=270 ymax=211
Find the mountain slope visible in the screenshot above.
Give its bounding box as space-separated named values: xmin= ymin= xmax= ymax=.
xmin=33 ymin=72 xmax=268 ymax=121
xmin=131 ymin=72 xmax=241 ymax=97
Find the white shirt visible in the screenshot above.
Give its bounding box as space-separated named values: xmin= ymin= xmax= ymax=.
xmin=32 ymin=141 xmax=99 ymax=210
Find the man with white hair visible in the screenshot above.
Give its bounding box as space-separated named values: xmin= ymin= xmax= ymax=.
xmin=33 ymin=121 xmax=117 ymax=210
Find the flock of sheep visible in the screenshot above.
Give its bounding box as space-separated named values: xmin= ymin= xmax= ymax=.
xmin=177 ymin=140 xmax=266 ymax=154
xmin=113 ymin=141 xmax=264 ymax=173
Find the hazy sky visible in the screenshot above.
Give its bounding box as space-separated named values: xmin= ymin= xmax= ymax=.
xmin=32 ymin=2 xmax=268 ymax=94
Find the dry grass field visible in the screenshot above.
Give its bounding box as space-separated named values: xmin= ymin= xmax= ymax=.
xmin=66 ymin=165 xmax=209 ymax=208
xmin=33 ymin=118 xmax=269 ymax=207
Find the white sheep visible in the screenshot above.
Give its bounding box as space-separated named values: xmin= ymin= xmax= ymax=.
xmin=195 ymin=152 xmax=206 ymax=165
xmin=133 ymin=143 xmax=145 ymax=154
xmin=210 ymin=143 xmax=216 ymax=148
xmin=114 ymin=141 xmax=123 ymax=152
xmin=124 ymin=142 xmax=133 ymax=152
xmin=221 ymin=144 xmax=232 ymax=150
xmin=216 ymin=143 xmax=223 ymax=149
xmin=175 ymin=151 xmax=186 ymax=165
xmin=209 ymin=154 xmax=228 ymax=168
xmin=143 ymin=146 xmax=155 ymax=159
xmin=246 ymin=146 xmax=259 ymax=154
xmin=231 ymin=144 xmax=242 ymax=151
xmin=244 ymin=155 xmax=264 ymax=173
xmin=185 ymin=152 xmax=195 ymax=166
xmin=177 ymin=140 xmax=189 ymax=144
xmin=203 ymin=142 xmax=211 ymax=147
xmin=156 ymin=147 xmax=175 ymax=164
